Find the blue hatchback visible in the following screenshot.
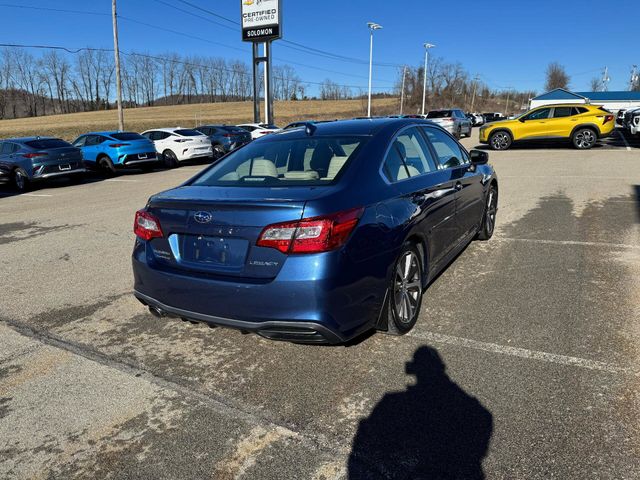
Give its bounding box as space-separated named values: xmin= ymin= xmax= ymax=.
xmin=72 ymin=131 xmax=158 ymax=173
xmin=132 ymin=119 xmax=498 ymax=344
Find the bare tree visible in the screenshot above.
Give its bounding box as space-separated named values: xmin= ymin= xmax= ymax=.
xmin=544 ymin=62 xmax=570 ymax=91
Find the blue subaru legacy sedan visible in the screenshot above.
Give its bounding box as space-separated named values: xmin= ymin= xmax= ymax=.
xmin=132 ymin=119 xmax=498 ymax=344
xmin=72 ymin=131 xmax=158 ymax=174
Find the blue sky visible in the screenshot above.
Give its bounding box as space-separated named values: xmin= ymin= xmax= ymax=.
xmin=2 ymin=0 xmax=639 ymax=94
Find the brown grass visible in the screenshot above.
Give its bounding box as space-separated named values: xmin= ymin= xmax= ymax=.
xmin=0 ymin=98 xmax=399 ymax=142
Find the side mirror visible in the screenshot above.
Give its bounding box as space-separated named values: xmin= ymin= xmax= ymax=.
xmin=519 ymin=117 xmax=526 ymax=123
xmin=470 ymin=150 xmax=489 ymax=165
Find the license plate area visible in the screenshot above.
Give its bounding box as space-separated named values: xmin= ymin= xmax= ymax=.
xmin=59 ymin=164 xmax=71 ymax=171
xmin=138 ymin=153 xmax=148 ymax=159
xmin=180 ymin=235 xmax=249 ymax=268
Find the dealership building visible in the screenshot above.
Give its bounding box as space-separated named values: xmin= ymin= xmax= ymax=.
xmin=529 ymin=88 xmax=640 ymax=113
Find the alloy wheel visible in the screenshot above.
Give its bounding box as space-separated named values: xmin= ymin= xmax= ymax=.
xmin=485 ymin=188 xmax=497 ymax=236
xmin=490 ymin=132 xmax=511 ymax=150
xmin=393 ymin=251 xmax=422 ymax=325
xmin=14 ymin=170 xmax=26 ymax=191
xmin=574 ymin=129 xmax=596 ymax=149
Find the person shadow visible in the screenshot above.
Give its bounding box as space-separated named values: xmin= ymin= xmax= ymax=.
xmin=348 ymin=346 xmax=493 ymax=480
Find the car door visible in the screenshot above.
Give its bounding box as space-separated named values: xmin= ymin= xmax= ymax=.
xmin=80 ymin=135 xmax=100 ymax=164
xmin=421 ymin=126 xmax=485 ymax=240
xmin=545 ymin=106 xmax=575 ymax=137
xmin=381 ymin=127 xmax=459 ymax=267
xmin=518 ymin=107 xmax=552 ymax=139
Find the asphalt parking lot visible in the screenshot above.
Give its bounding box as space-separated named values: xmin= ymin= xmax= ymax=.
xmin=1 ymin=130 xmax=639 ymax=479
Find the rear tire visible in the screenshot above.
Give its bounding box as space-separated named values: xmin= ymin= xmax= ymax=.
xmin=489 ymin=131 xmax=512 ymax=150
xmin=98 ymin=155 xmax=116 ymax=176
xmin=162 ymin=150 xmax=179 ymax=168
xmin=572 ymin=128 xmax=597 ymax=149
xmin=383 ymin=243 xmax=423 ymax=336
xmin=13 ymin=168 xmax=30 ymax=192
xmin=212 ymin=144 xmax=225 ymax=160
xmin=477 ymin=184 xmax=498 ymax=241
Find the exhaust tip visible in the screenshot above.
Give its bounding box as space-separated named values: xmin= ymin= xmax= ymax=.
xmin=148 ymin=306 xmax=164 ymax=318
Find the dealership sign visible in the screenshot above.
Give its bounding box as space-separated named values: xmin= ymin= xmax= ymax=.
xmin=241 ymin=0 xmax=282 ymax=42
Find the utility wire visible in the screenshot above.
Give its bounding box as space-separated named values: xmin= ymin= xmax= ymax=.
xmin=0 ymin=43 xmax=392 ymax=90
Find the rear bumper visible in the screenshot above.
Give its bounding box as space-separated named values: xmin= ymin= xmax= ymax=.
xmin=135 ymin=290 xmax=344 ymax=344
xmin=132 ymin=243 xmax=386 ymax=344
xmin=35 ymin=167 xmax=86 ymax=180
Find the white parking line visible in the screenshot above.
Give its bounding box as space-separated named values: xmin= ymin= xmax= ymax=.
xmin=408 ymin=331 xmax=635 ymax=375
xmin=103 ymin=179 xmax=139 ymax=183
xmin=494 ymin=237 xmax=640 ymax=250
xmin=616 ymin=130 xmax=632 ymax=151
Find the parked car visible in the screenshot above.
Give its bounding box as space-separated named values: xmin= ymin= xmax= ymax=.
xmin=616 ymin=109 xmax=628 ymax=126
xmin=132 ymin=118 xmax=498 ymax=344
xmin=629 ymin=110 xmax=640 ymax=135
xmin=72 ymin=131 xmax=158 ymax=174
xmin=0 ymin=137 xmax=85 ymax=192
xmin=195 ymin=125 xmax=252 ymax=158
xmin=237 ymin=123 xmax=280 ymax=139
xmin=479 ymin=104 xmax=615 ymax=150
xmin=425 ymin=109 xmax=472 ymax=138
xmin=622 ymin=107 xmax=640 ymax=129
xmin=0 ymin=162 xmax=11 ymax=185
xmin=141 ymin=128 xmax=213 ymax=167
xmin=482 ymin=112 xmax=507 ymax=123
xmin=466 ymin=112 xmax=485 ymax=126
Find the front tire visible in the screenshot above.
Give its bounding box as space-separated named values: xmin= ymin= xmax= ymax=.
xmin=489 ymin=131 xmax=512 ymax=150
xmin=572 ymin=128 xmax=597 ymax=149
xmin=477 ymin=184 xmax=498 ymax=240
xmin=212 ymin=144 xmax=225 ymax=160
xmin=384 ymin=244 xmax=424 ymax=335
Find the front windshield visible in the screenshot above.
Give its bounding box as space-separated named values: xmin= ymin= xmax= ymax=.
xmin=191 ymin=136 xmax=367 ymax=187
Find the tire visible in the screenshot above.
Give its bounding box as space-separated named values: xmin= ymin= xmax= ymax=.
xmin=98 ymin=155 xmax=116 ymax=176
xmin=13 ymin=168 xmax=30 ymax=192
xmin=476 ymin=184 xmax=498 ymax=241
xmin=456 ymin=126 xmax=462 ymax=139
xmin=162 ymin=150 xmax=179 ymax=168
xmin=465 ymin=125 xmax=472 ymax=138
xmin=489 ymin=130 xmax=512 ymax=150
xmin=572 ymin=128 xmax=597 ymax=149
xmin=384 ymin=243 xmax=424 ymax=335
xmin=212 ymin=144 xmax=226 ymax=160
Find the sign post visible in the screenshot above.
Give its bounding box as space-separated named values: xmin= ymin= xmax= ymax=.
xmin=241 ymin=0 xmax=282 ymax=125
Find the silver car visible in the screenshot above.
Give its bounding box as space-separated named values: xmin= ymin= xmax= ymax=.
xmin=426 ymin=109 xmax=472 ymax=138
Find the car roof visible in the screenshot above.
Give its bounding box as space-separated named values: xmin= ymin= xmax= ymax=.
xmin=268 ymin=117 xmax=433 ymax=138
xmin=141 ymin=127 xmax=200 ymax=134
xmin=80 ymin=131 xmax=138 ymax=136
xmin=2 ymin=136 xmax=58 ymax=142
xmin=533 ymin=103 xmax=598 ymax=108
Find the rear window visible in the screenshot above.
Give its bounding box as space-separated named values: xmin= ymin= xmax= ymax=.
xmin=25 ymin=138 xmax=71 ymax=149
xmin=175 ymin=129 xmax=204 ymax=137
xmin=111 ymin=132 xmax=147 ymax=141
xmin=191 ymin=136 xmax=367 ymax=187
xmin=426 ymin=111 xmax=452 ymax=118
xmin=221 ymin=126 xmax=248 ymax=134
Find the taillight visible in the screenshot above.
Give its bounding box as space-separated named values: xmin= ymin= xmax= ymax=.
xmin=109 ymin=143 xmax=130 ymax=148
xmin=134 ymin=210 xmax=163 ymax=241
xmin=603 ymin=115 xmax=614 ymax=124
xmin=22 ymin=152 xmax=48 ymax=159
xmin=257 ymin=207 xmax=364 ymax=254
xmin=259 ymin=131 xmax=273 ymax=135
xmin=174 ymin=138 xmax=192 ymax=143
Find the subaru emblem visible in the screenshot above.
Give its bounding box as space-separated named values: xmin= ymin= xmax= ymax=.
xmin=194 ymin=211 xmax=213 ymax=224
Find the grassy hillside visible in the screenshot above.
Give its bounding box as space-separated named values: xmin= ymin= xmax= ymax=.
xmin=0 ymin=98 xmax=399 ymax=142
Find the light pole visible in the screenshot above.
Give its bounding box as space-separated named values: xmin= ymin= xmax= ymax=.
xmin=367 ymin=22 xmax=382 ymax=118
xmin=421 ymin=43 xmax=435 ymax=116
xmin=400 ymin=65 xmax=407 ymax=115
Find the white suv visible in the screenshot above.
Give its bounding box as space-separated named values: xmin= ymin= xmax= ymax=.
xmin=141 ymin=128 xmax=213 ymax=168
xmin=630 ymin=111 xmax=640 ymax=135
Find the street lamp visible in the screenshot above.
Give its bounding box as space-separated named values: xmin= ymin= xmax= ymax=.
xmin=367 ymin=22 xmax=382 ymax=118
xmin=421 ymin=43 xmax=435 ymax=116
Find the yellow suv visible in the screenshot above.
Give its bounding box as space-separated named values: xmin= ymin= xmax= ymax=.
xmin=479 ymin=104 xmax=615 ymax=150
